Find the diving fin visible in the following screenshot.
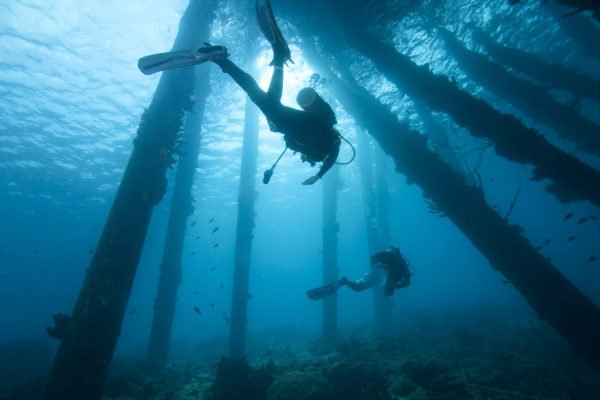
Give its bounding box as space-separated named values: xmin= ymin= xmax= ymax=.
xmin=255 ymin=0 xmax=293 ymax=65
xmin=138 ymin=45 xmax=228 ymax=75
xmin=306 ymin=278 xmax=347 ymax=300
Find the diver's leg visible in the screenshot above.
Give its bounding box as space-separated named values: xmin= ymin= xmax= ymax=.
xmin=344 ymin=280 xmax=367 ymax=292
xmin=213 ymin=58 xmax=272 ymax=111
xmin=306 ymin=277 xmax=349 ymax=300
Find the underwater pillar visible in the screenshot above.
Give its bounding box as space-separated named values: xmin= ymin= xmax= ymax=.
xmin=472 ymin=27 xmax=600 ymax=103
xmin=41 ymin=1 xmax=207 ymax=399
xmin=335 ymin=17 xmax=600 ymax=207
xmin=147 ymin=61 xmax=212 ymax=368
xmin=374 ymin=144 xmax=393 ymax=331
xmin=229 ymin=25 xmax=261 ymax=358
xmin=322 ymin=168 xmax=339 ymax=340
xmin=228 ymin=68 xmax=260 ymax=359
xmin=356 ymin=129 xmax=392 ymax=335
xmin=438 ymin=27 xmax=600 ymax=156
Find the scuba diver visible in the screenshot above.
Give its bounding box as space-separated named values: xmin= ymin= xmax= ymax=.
xmin=306 ymin=246 xmax=412 ymax=300
xmin=138 ymin=0 xmax=341 ymax=185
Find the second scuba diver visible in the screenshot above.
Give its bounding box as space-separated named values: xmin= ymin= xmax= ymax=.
xmin=306 ymin=246 xmax=412 ymax=300
xmin=138 ymin=0 xmax=341 ymax=185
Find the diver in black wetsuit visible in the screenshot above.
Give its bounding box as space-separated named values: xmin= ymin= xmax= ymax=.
xmin=138 ymin=0 xmax=341 ymax=185
xmin=208 ymin=45 xmax=340 ymax=185
xmin=306 ymin=246 xmax=412 ymax=300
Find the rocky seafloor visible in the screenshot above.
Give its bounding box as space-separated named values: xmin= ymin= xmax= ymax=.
xmin=2 ymin=310 xmax=600 ymax=400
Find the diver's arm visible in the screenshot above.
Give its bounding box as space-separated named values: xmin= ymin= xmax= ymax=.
xmin=395 ymin=280 xmax=410 ymax=289
xmin=319 ymin=142 xmax=340 ymax=178
xmin=395 ymin=275 xmax=411 ymax=289
xmin=302 ymin=142 xmax=340 ymax=185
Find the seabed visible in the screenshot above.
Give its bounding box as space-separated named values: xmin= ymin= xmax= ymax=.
xmin=98 ymin=313 xmax=600 ymax=400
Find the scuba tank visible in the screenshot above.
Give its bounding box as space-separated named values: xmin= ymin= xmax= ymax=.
xmin=296 ymin=87 xmax=337 ymax=126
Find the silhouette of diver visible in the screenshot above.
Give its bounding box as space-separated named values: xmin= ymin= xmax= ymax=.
xmin=306 ymin=246 xmax=412 ymax=300
xmin=138 ymin=0 xmax=341 ymax=185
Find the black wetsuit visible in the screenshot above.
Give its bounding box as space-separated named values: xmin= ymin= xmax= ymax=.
xmin=371 ymin=248 xmax=411 ymax=296
xmin=215 ymin=58 xmax=340 ymax=178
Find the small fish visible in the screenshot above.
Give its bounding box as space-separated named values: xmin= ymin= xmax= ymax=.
xmin=535 ymin=246 xmax=543 ymax=250
xmin=224 ymin=317 xmax=230 ymax=325
xmin=193 ymin=306 xmax=201 ymax=314
xmin=543 ymin=239 xmax=552 ymax=246
xmin=577 ymin=217 xmax=588 ymax=225
xmin=190 ymin=251 xmax=196 ymax=256
xmin=0 ymin=274 xmax=6 ymax=279
xmin=564 ymin=213 xmax=574 ymax=221
xmin=210 ymin=303 xmax=215 ymax=308
xmin=212 ymin=244 xmax=220 ymax=248
xmin=210 ymin=267 xmax=216 ymax=271
xmin=489 ymin=177 xmax=494 ymax=181
xmin=589 ymin=216 xmax=598 ymax=220
xmin=209 ymin=218 xmax=214 ymax=223
xmin=129 ymin=310 xmax=136 ymax=315
xmin=501 ymin=280 xmax=509 ymax=284
xmin=212 ymin=227 xmax=219 ymax=234
xmin=588 ymin=256 xmax=597 ymax=263
xmin=191 ymin=221 xmax=196 ymax=227
xmin=196 ymin=236 xmax=201 ymax=240
xmin=567 ymin=236 xmax=576 ymax=242
xmin=220 ymin=282 xmax=224 ymax=288
xmin=88 ymin=249 xmax=94 ymax=254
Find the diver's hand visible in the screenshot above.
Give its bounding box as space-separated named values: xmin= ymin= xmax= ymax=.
xmin=302 ymin=175 xmax=320 ymax=185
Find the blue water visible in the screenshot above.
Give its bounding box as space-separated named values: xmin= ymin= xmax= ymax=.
xmin=1 ymin=0 xmax=600 ymax=394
